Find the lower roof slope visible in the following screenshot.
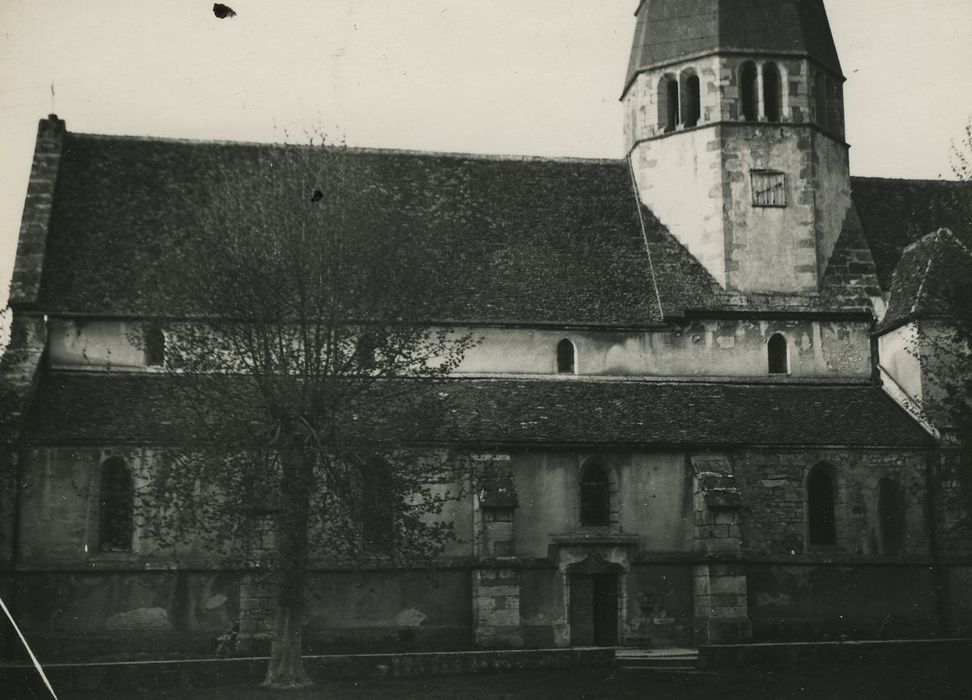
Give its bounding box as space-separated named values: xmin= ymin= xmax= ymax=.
xmin=26 ymin=371 xmax=932 ymax=448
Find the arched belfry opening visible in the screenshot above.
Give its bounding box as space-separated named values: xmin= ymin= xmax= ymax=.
xmin=658 ymin=75 xmax=679 ymax=133
xmin=681 ymin=71 xmax=701 ymax=128
xmin=739 ymin=61 xmax=759 ymax=122
xmin=763 ymin=62 xmax=782 ymax=122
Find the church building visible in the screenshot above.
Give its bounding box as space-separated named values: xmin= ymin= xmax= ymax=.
xmin=1 ymin=0 xmax=970 ymax=657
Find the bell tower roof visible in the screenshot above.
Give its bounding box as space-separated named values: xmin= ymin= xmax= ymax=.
xmin=623 ymin=0 xmax=842 ymax=96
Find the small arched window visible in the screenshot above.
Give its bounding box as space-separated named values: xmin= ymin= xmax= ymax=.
xmin=681 ymin=72 xmax=701 ymax=128
xmin=580 ymin=462 xmax=611 ymax=527
xmin=807 ymin=464 xmax=837 ymax=547
xmin=762 ymin=62 xmax=782 ymax=122
xmin=145 ymin=324 xmax=165 ymax=367
xmin=657 ymin=75 xmax=679 ymax=133
xmin=99 ymin=458 xmax=134 ymax=552
xmin=878 ymin=478 xmax=906 ymax=555
xmin=739 ymin=61 xmax=759 ymax=122
xmin=767 ymin=334 xmax=788 ymax=375
xmin=557 ymin=339 xmax=576 ymax=374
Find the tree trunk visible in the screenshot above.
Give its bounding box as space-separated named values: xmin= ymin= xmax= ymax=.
xmin=262 ymin=432 xmax=315 ymax=689
xmin=263 ymin=587 xmax=312 ymax=689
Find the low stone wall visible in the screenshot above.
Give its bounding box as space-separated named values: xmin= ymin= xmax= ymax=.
xmin=0 ymin=647 xmax=615 ymax=696
xmin=698 ymin=638 xmax=972 ymax=670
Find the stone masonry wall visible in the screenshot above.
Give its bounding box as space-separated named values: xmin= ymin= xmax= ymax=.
xmin=732 ymin=449 xmax=931 ymax=557
xmin=690 ymin=454 xmax=751 ymax=644
xmin=472 ymin=568 xmax=522 ymax=648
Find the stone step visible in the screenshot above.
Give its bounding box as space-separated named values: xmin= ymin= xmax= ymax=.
xmin=617 ymin=656 xmax=698 ymax=668
xmin=619 ymin=667 xmax=715 ymax=676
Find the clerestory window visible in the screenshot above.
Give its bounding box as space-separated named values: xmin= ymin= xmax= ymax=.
xmin=767 ymin=333 xmax=789 ymax=374
xmin=557 ymin=339 xmax=576 ymax=374
xmin=145 ymin=324 xmax=165 ymax=367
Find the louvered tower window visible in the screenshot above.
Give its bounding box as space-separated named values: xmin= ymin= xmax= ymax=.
xmin=752 ymin=171 xmax=786 ymax=207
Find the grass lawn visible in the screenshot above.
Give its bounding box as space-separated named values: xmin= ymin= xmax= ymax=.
xmin=40 ymin=656 xmax=972 ymax=700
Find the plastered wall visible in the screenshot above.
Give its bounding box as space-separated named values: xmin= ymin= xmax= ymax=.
xmin=879 ymin=323 xmax=923 ymax=403
xmin=509 ymin=451 xmax=693 ymax=558
xmin=629 ymin=126 xmax=726 ymax=284
xmin=48 ymin=319 xmax=147 ymax=369
xmin=48 ymin=318 xmax=875 ymax=380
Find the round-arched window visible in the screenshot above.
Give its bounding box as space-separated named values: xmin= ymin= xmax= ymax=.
xmin=557 ymin=339 xmax=576 ymax=374
xmin=580 ymin=462 xmax=611 ymax=527
xmin=768 ymin=333 xmax=788 ymax=375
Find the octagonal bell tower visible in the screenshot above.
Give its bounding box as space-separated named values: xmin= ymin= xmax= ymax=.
xmin=623 ymin=0 xmax=850 ymax=294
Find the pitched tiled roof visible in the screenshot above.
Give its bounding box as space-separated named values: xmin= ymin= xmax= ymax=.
xmin=25 ymin=371 xmax=932 ymax=448
xmin=29 ymin=127 xmax=968 ymax=326
xmin=879 ymin=229 xmax=972 ymax=331
xmin=851 ymin=177 xmax=972 ymax=291
xmin=624 ymin=0 xmax=841 ymax=96
xmin=36 ymin=133 xmax=662 ymax=327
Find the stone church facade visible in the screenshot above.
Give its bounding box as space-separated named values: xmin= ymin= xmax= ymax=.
xmin=2 ymin=0 xmax=970 ymax=657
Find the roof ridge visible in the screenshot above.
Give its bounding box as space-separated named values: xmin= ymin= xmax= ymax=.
xmin=901 ymin=227 xmax=972 ymax=257
xmin=65 ymin=129 xmax=625 ymax=166
xmin=910 ymin=257 xmax=936 ymax=319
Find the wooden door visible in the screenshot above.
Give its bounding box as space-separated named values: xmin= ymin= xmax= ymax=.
xmin=569 ymin=575 xmax=594 ymax=646
xmin=592 ymin=574 xmax=618 ymax=646
xmin=569 ymin=574 xmax=618 ymax=646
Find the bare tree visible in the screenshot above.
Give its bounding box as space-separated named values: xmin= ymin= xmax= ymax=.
xmin=904 ymin=121 xmax=972 ymax=552
xmin=926 ymin=121 xmax=972 ymax=441
xmin=135 ymin=138 xmax=475 ymax=689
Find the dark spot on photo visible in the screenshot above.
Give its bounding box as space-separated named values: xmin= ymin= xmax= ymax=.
xmin=213 ymin=4 xmax=237 ymax=19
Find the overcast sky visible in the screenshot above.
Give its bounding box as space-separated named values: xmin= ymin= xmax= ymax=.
xmin=1 ymin=0 xmax=971 ymax=308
